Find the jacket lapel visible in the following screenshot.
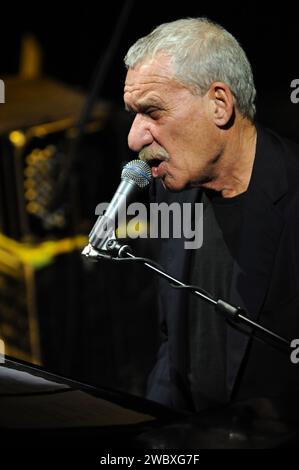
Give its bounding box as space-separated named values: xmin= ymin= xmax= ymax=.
xmin=227 ymin=125 xmax=288 ymax=393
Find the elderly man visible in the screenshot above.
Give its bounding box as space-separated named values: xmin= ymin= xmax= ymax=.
xmin=123 ymin=18 xmax=299 ymax=411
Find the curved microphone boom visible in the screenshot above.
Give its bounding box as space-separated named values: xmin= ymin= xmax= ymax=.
xmin=82 ymin=159 xmax=152 ymax=257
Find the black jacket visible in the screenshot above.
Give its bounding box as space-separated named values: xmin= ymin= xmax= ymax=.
xmin=149 ymin=124 xmax=299 ymax=411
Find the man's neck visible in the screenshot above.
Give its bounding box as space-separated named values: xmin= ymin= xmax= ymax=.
xmin=202 ymin=119 xmax=257 ymax=198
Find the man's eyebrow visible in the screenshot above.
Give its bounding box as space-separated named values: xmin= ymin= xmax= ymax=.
xmin=125 ymin=99 xmax=161 ymax=114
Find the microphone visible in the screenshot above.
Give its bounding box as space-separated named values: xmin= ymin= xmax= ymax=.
xmin=87 ymin=159 xmax=152 ymax=252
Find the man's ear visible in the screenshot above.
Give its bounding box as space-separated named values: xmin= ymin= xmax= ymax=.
xmin=208 ymin=82 xmax=235 ymax=126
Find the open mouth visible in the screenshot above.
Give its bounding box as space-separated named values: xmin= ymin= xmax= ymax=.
xmin=148 ymin=158 xmax=165 ymax=178
xmin=147 ymin=158 xmax=163 ymax=168
xmin=146 ymin=158 xmax=166 ymax=178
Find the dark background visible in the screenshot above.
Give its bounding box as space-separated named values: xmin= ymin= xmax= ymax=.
xmin=1 ymin=2 xmax=298 ymax=128
xmin=0 ymin=1 xmax=298 ymax=397
xmin=1 ymin=1 xmax=298 ymax=142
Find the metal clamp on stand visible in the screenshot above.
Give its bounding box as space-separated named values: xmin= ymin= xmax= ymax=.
xmin=82 ymin=236 xmax=132 ymax=261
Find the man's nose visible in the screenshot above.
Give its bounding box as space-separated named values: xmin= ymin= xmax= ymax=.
xmin=128 ymin=115 xmax=153 ymax=152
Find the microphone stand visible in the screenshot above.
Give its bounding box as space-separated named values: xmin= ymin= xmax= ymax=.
xmin=82 ymin=239 xmax=291 ymax=355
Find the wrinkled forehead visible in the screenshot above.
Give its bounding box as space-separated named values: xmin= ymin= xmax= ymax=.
xmin=124 ymin=55 xmax=175 ymax=89
xmin=123 ymin=66 xmax=187 ymax=112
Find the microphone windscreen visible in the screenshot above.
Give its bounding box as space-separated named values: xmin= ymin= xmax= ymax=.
xmin=121 ymin=159 xmax=152 ymax=188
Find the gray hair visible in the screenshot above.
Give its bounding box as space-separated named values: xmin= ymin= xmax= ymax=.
xmin=124 ymin=18 xmax=256 ymax=121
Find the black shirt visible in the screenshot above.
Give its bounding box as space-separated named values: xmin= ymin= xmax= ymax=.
xmin=187 ymin=189 xmax=246 ymax=411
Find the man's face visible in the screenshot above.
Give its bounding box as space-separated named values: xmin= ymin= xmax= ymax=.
xmin=124 ymin=54 xmax=221 ymax=191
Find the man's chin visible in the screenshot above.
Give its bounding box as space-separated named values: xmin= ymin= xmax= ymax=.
xmin=189 ymin=175 xmax=214 ymax=188
xmin=158 ymin=172 xmax=213 ymax=192
xmin=160 ymin=177 xmax=188 ymax=193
